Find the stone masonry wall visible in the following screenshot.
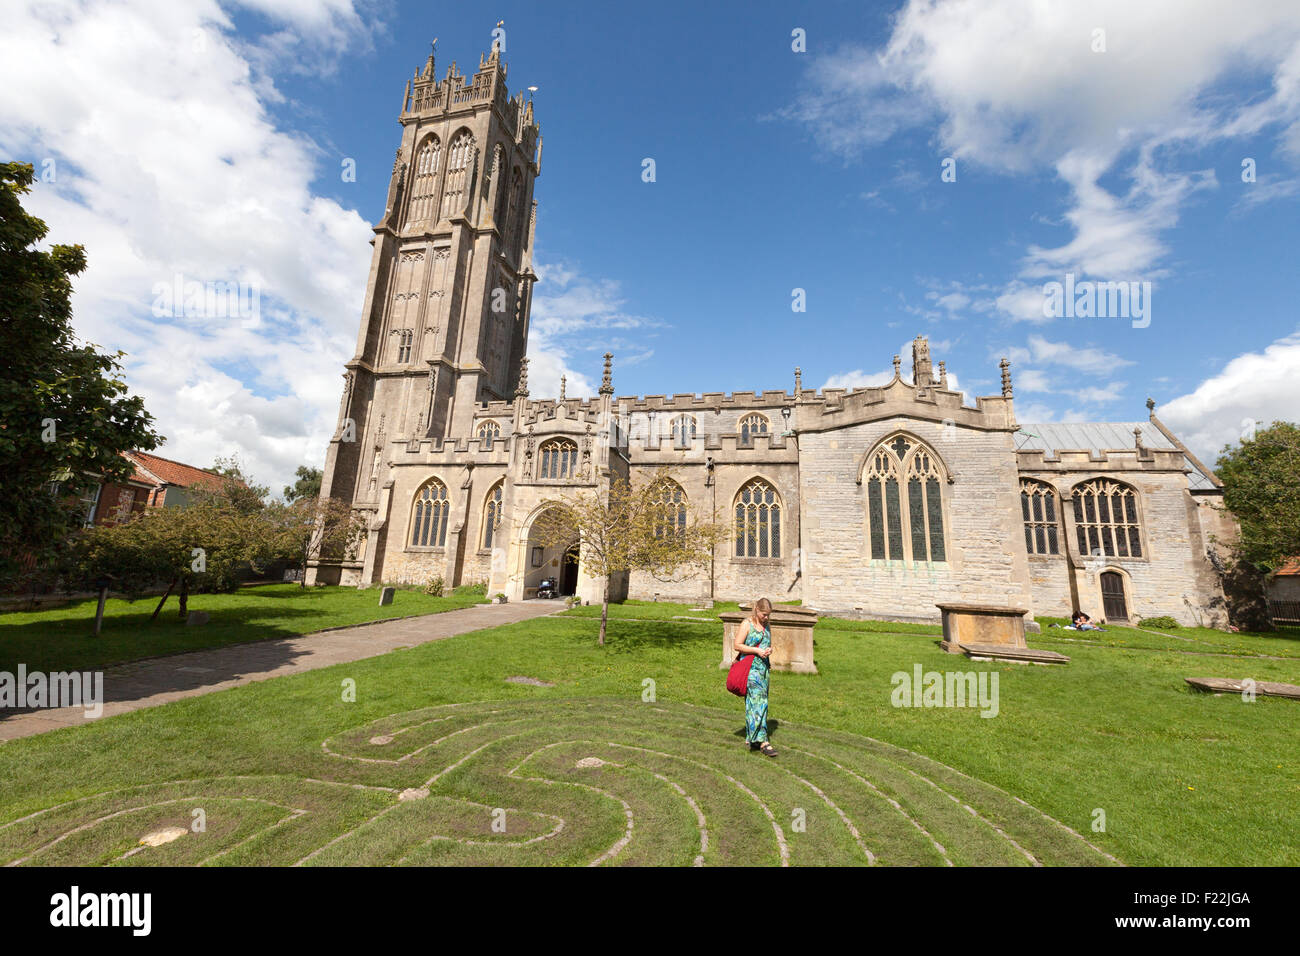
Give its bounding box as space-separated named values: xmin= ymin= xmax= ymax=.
xmin=801 ymin=417 xmax=1031 ymax=620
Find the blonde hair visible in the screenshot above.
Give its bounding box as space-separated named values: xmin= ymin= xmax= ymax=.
xmin=750 ymin=597 xmax=772 ymax=626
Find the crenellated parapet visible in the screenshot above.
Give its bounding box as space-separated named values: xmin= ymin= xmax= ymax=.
xmin=1017 ymin=446 xmax=1188 ymax=474
xmin=387 ymin=434 xmax=514 ymax=464
xmin=401 ymin=44 xmax=539 ymax=159
xmin=614 ymin=390 xmax=795 ymax=411
xmin=522 ymin=398 xmax=604 ymax=424
xmin=799 ymin=377 xmax=1016 ymax=434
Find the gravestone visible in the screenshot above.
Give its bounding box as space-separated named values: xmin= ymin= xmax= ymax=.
xmin=937 ymin=603 xmax=1028 ymax=653
xmin=1185 ymin=677 xmax=1300 ymax=700
xmin=379 ymin=586 xmax=395 ymax=606
xmin=720 ymin=604 xmax=818 ymax=674
xmin=185 ymin=611 xmax=210 ymax=626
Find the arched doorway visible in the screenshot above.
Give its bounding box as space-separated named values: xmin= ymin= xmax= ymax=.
xmin=522 ymin=506 xmax=579 ymax=599
xmin=1100 ymin=571 xmax=1128 ymax=622
xmin=559 ymin=542 xmax=580 ymax=597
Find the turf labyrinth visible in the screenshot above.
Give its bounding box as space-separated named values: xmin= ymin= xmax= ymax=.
xmin=0 ymin=699 xmax=1121 ymax=866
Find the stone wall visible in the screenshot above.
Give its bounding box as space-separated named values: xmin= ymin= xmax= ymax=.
xmin=1019 ymin=470 xmax=1228 ymax=626
xmin=800 ymin=417 xmax=1029 ymax=620
xmin=624 ymin=454 xmax=802 ymax=605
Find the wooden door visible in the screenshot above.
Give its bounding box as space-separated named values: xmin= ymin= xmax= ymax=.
xmin=1100 ymin=571 xmax=1128 ymax=621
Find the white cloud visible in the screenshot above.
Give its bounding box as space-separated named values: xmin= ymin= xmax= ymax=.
xmin=1012 ymin=401 xmax=1059 ymax=423
xmin=822 ymin=367 xmax=896 ymax=390
xmin=823 ymin=334 xmax=964 ymax=395
xmin=788 ymin=0 xmax=1300 ymax=307
xmin=1157 ymin=330 xmax=1300 ymax=466
xmin=1002 ymin=335 xmax=1136 ymax=375
xmin=527 ymin=259 xmax=661 ymax=398
xmin=0 ymin=0 xmax=378 ymax=494
xmin=1016 ymin=369 xmax=1052 ymax=393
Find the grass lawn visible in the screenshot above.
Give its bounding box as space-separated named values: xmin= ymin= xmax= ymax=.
xmin=0 ymin=599 xmax=1295 ymax=866
xmin=0 ymin=583 xmax=488 ymax=673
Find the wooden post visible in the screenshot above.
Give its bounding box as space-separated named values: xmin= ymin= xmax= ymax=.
xmin=151 ymin=578 xmax=177 ymax=622
xmin=93 ymin=586 xmax=108 ymax=636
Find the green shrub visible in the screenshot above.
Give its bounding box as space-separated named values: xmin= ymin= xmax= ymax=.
xmin=1138 ymin=616 xmax=1180 ymax=629
xmin=423 ymin=576 xmax=445 ymax=597
xmin=454 ymin=581 xmax=488 ymax=598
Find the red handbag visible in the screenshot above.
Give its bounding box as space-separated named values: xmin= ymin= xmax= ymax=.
xmin=726 ymin=653 xmax=754 ymax=697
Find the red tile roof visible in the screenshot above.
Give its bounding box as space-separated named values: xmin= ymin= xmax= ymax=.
xmin=125 ymin=451 xmax=233 ymax=490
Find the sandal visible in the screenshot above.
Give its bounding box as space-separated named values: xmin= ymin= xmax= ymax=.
xmin=759 ymin=743 xmax=777 ymax=757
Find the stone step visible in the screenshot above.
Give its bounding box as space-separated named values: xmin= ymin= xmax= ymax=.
xmin=1185 ymin=677 xmax=1300 ymax=700
xmin=959 ymin=643 xmax=1071 ymax=665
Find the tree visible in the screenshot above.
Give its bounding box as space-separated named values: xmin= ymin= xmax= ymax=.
xmin=262 ymin=495 xmax=364 ymax=588
xmin=283 ymin=465 xmax=323 ymax=502
xmin=530 ymin=468 xmax=728 ymax=646
xmin=200 ymin=455 xmax=269 ymax=514
xmin=71 ymin=500 xmax=262 ymax=620
xmin=0 ymin=162 xmax=160 ymax=588
xmin=1215 ymin=420 xmax=1300 ymax=629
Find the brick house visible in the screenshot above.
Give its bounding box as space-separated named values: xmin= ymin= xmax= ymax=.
xmin=79 ymin=451 xmax=228 ymax=527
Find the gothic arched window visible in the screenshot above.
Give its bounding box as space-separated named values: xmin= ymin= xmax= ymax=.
xmin=506 ymin=167 xmax=523 ymax=258
xmin=395 ymin=329 xmax=413 ymax=363
xmin=481 ymin=479 xmax=504 ymax=550
xmin=735 ymin=478 xmax=781 ymax=558
xmin=411 ymin=479 xmax=450 ymax=548
xmin=739 ymin=414 xmax=769 ymax=447
xmin=539 ymin=439 xmax=578 ymax=480
xmin=491 ymin=145 xmax=508 ymax=226
xmin=652 ymin=478 xmax=688 ymax=540
xmin=1071 ymin=478 xmax=1142 ymax=558
xmin=670 ymin=415 xmax=697 ymax=449
xmin=1020 ymin=479 xmax=1061 ymax=555
xmin=477 ymin=420 xmax=501 ymax=450
xmin=863 ymin=434 xmax=947 ymax=563
xmin=441 ymin=130 xmax=476 ymax=220
xmin=406 ymin=136 xmax=441 ymax=227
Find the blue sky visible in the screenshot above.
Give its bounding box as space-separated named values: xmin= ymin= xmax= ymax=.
xmin=3 ymin=0 xmax=1299 ymax=492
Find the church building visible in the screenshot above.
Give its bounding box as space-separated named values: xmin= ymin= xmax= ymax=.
xmin=308 ymin=42 xmax=1234 ymax=628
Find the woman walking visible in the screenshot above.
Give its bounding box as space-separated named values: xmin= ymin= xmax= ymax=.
xmin=734 ymin=597 xmax=776 ymax=756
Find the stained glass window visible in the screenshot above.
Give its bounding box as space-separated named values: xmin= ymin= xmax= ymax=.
xmin=1071 ymin=479 xmax=1142 ymax=558
xmin=1019 ymin=479 xmax=1061 ymax=555
xmin=863 ymin=436 xmax=947 ymax=563
xmin=411 ymin=479 xmax=449 ymax=547
xmin=481 ymin=480 xmax=503 ymax=550
xmin=735 ymin=478 xmax=781 ymax=558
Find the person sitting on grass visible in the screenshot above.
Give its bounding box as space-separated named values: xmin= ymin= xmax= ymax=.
xmin=1071 ymin=610 xmax=1103 ymax=631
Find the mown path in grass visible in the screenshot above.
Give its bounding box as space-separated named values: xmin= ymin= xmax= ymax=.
xmin=0 ymin=605 xmax=1295 ymax=866
xmin=0 ymin=698 xmax=1117 ymax=867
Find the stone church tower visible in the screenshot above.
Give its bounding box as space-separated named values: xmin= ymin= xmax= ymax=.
xmin=313 ymin=41 xmax=545 ymax=588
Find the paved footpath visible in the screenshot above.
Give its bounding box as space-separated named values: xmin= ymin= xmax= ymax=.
xmin=0 ymin=600 xmax=565 ymax=743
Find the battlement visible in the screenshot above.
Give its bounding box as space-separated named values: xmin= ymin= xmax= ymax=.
xmin=400 ymin=45 xmax=538 ymax=147
xmin=1017 ymin=446 xmax=1188 ymax=472
xmin=628 ymin=431 xmax=798 ymax=459
xmin=387 ymin=434 xmax=513 ymax=462
xmin=524 ymin=398 xmax=603 ymax=422
xmin=613 ymin=390 xmax=796 ymax=411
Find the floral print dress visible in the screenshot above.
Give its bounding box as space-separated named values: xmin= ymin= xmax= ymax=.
xmin=740 ymin=620 xmax=771 ymax=745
